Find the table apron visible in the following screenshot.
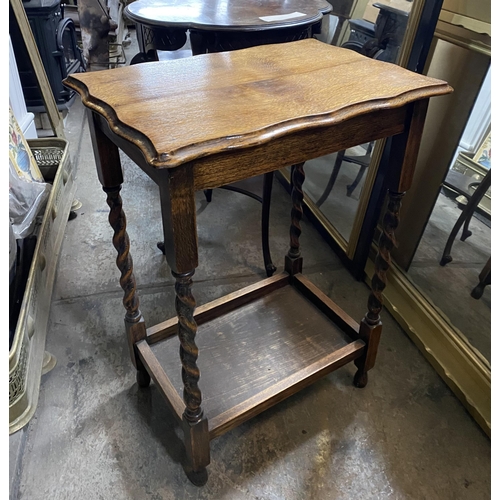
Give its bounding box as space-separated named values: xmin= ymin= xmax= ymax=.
xmin=192 ymin=105 xmax=408 ymax=190
xmin=93 ymin=103 xmax=410 ymax=191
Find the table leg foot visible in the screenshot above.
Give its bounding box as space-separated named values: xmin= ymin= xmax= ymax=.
xmin=136 ymin=369 xmax=151 ymax=388
xmin=460 ymin=228 xmax=472 ymax=242
xmin=353 ymin=370 xmax=368 ymax=388
xmin=157 ymin=241 xmax=166 ymax=255
xmin=353 ymin=318 xmax=381 ymax=389
xmin=183 ymin=465 xmax=208 ymax=486
xmin=440 ymin=254 xmax=452 ymax=266
xmin=182 ymin=416 xmax=210 ymax=486
xmin=471 ymin=284 xmax=485 ymax=300
xmin=471 ymin=258 xmax=491 ymax=300
xmin=265 ymin=263 xmax=277 ymax=277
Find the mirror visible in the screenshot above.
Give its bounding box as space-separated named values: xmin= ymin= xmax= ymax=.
xmin=299 ymin=0 xmax=415 ymax=247
xmin=405 ymin=67 xmax=491 ymax=363
xmin=277 ymin=0 xmax=491 ymax=433
xmin=387 ymin=24 xmax=491 ymax=366
xmin=370 ymin=19 xmax=491 ymax=433
xmin=279 ymin=0 xmax=423 ymax=261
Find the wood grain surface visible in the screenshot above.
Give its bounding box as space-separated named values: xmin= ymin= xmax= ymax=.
xmin=125 ymin=0 xmax=331 ymax=31
xmin=149 ymin=285 xmax=358 ymax=428
xmin=63 ymin=39 xmax=452 ymax=169
xmin=146 ymin=272 xmax=290 ymax=344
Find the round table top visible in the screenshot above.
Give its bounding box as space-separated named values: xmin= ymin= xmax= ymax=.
xmin=125 ymin=0 xmax=333 ymax=32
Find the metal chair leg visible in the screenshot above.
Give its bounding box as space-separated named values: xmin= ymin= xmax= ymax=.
xmin=203 ymin=189 xmax=213 ymax=202
xmin=471 ymin=257 xmax=491 ymax=299
xmin=346 ymin=164 xmax=368 ymax=197
xmin=440 ymin=170 xmax=491 ymax=266
xmin=262 ymin=171 xmax=276 ymax=276
xmin=316 ymin=150 xmax=345 ymax=207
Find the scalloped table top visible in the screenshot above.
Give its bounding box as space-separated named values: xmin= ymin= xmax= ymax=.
xmin=64 ymin=39 xmax=452 ymax=169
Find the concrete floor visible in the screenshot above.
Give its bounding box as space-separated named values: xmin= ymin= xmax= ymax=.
xmin=10 ymin=34 xmax=491 ymax=500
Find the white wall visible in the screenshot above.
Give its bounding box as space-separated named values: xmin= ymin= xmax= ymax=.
xmin=450 ymin=64 xmax=490 ymax=166
xmin=9 ymin=35 xmax=38 ymax=139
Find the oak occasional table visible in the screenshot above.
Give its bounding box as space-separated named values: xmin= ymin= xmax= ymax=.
xmin=64 ymin=39 xmax=451 ymax=486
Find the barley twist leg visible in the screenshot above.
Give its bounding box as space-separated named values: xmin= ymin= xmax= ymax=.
xmin=173 ymin=270 xmax=203 ymax=423
xmin=289 ymin=162 xmax=306 ymax=259
xmin=355 ymin=191 xmax=404 ymax=388
xmin=368 ymin=192 xmax=403 ymax=322
xmin=104 ymin=186 xmax=150 ymax=387
xmin=173 ymin=270 xmax=209 ymax=485
xmin=285 ymin=163 xmax=306 ymax=276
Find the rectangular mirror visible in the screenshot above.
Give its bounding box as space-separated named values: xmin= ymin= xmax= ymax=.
xmin=276 ymin=0 xmax=491 ymax=435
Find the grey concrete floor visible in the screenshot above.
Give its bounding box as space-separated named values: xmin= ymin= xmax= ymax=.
xmin=11 ymin=33 xmax=492 ymax=500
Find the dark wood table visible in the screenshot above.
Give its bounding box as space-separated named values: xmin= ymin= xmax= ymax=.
xmin=125 ymin=0 xmax=333 ymax=60
xmin=64 ymin=39 xmax=451 ymax=486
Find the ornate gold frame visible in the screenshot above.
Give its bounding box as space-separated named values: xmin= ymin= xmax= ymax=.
xmin=279 ymin=0 xmax=491 ymax=434
xmin=365 ymin=257 xmax=491 ymax=436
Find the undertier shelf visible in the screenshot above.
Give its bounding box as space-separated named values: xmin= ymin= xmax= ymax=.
xmin=138 ymin=273 xmax=365 ymax=439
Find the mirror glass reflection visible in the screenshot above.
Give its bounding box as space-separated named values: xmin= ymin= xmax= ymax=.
xmin=406 ymin=124 xmax=491 ymax=363
xmin=301 ymin=2 xmax=490 ymax=365
xmin=302 ymin=0 xmax=414 ymax=243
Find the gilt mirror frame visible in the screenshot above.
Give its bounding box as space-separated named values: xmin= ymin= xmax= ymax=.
xmin=277 ymin=0 xmax=491 ymax=436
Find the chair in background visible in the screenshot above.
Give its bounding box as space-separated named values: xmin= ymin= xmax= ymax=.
xmin=316 ymin=1 xmax=409 ymax=206
xmin=316 ymin=142 xmax=373 ymax=206
xmin=440 ymin=169 xmax=491 ymax=266
xmin=202 ymin=173 xmax=276 ymax=277
xmin=471 ymin=257 xmax=491 ymax=299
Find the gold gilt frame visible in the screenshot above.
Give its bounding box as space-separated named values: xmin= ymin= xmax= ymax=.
xmin=278 ymin=0 xmax=491 ymax=435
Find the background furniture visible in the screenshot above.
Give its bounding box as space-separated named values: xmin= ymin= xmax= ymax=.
xmin=64 ymin=38 xmax=450 ymax=486
xmin=315 ymin=1 xmax=410 ymax=208
xmin=343 ymin=1 xmax=410 ymax=61
xmin=64 ymin=0 xmax=130 ymax=69
xmin=9 ymin=137 xmax=77 ymax=434
xmin=125 ymin=0 xmax=332 ymax=277
xmin=9 ymin=0 xmax=85 ymax=113
xmin=10 ymin=0 xmax=66 ymax=137
xmin=448 ymin=132 xmax=491 ymax=217
xmin=440 ymin=168 xmax=491 ymax=266
xmin=125 ymin=0 xmax=332 ymax=60
xmin=316 ymin=142 xmax=374 ymax=206
xmin=9 ymin=0 xmax=79 ymax=434
xmin=471 ymin=257 xmax=491 ymax=299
